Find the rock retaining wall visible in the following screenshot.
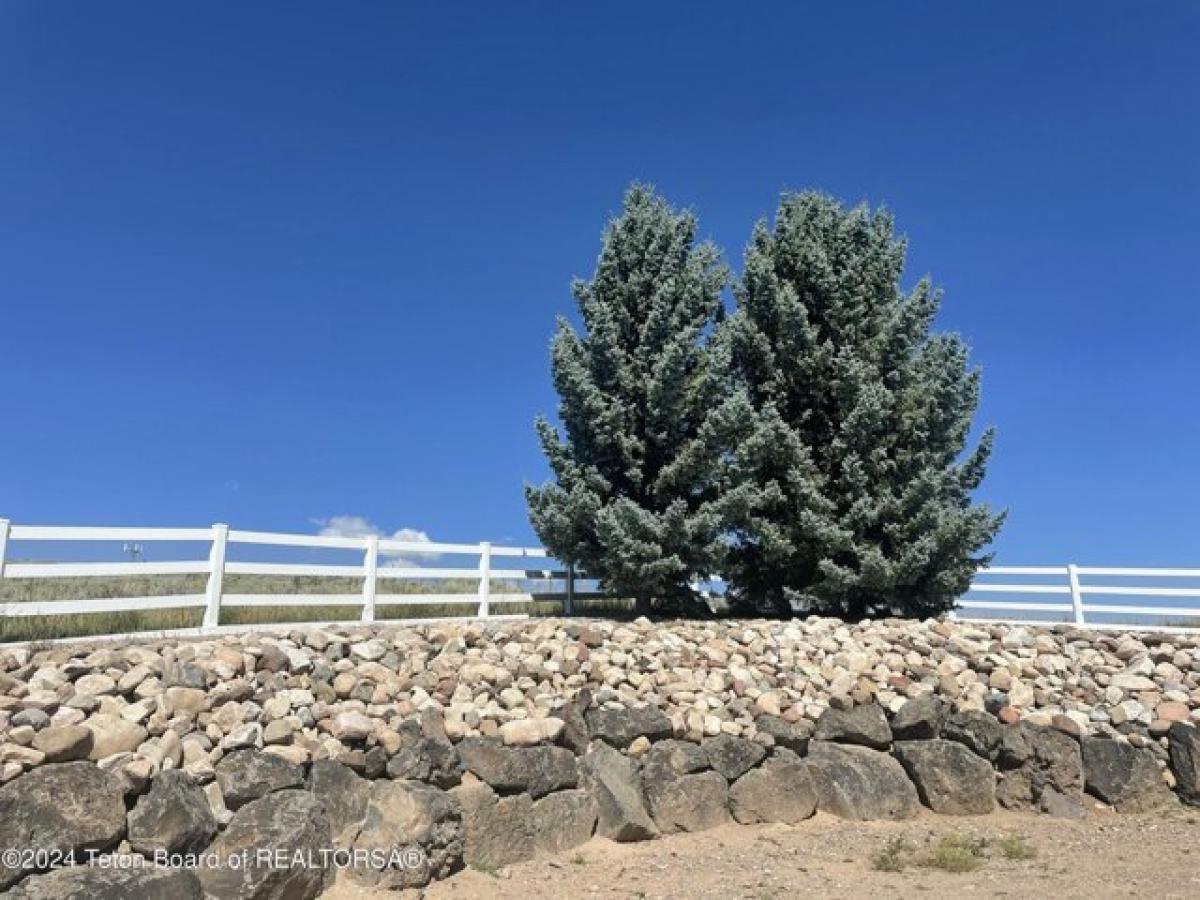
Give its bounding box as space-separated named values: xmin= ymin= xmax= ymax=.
xmin=2 ymin=616 xmax=1200 ymax=896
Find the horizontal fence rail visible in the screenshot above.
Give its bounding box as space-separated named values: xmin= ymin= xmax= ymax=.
xmin=958 ymin=564 xmax=1200 ymax=630
xmin=0 ymin=520 xmax=577 ymax=634
xmin=2 ymin=519 xmax=1199 ymax=639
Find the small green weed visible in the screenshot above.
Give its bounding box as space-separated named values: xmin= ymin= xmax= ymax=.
xmin=995 ymin=835 xmax=1037 ymax=861
xmin=871 ymin=837 xmax=914 ymax=872
xmin=872 ymin=833 xmax=994 ymax=874
xmin=917 ymin=834 xmax=987 ymax=873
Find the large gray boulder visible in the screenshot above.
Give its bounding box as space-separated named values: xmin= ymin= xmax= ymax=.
xmin=893 ymin=739 xmax=995 ymax=815
xmin=995 ymin=768 xmax=1035 ymax=811
xmin=640 ymin=738 xmax=728 ymax=833
xmin=812 ymin=704 xmax=891 ymax=750
xmin=348 ymin=780 xmax=463 ymax=889
xmin=530 ymin=789 xmax=598 ymax=853
xmin=806 ymin=742 xmax=920 ymax=820
xmin=557 ymin=689 xmax=592 ymax=755
xmin=385 ymin=736 xmax=461 ymax=787
xmin=890 ymin=696 xmax=950 ymax=741
xmin=308 ymin=760 xmax=370 ymax=846
xmin=1081 ymin=737 xmax=1170 ymax=812
xmin=640 ymin=739 xmax=708 ymax=782
xmin=1037 ymin=785 xmax=1086 ymax=819
xmin=8 ymin=865 xmax=202 ymax=900
xmin=452 ymin=782 xmax=532 ymax=871
xmin=215 ymin=750 xmax=305 ymax=810
xmin=728 ymin=748 xmax=818 ymax=824
xmin=942 ymin=710 xmax=1007 ymax=762
xmin=579 ymin=741 xmax=657 ymax=841
xmin=127 ymin=769 xmax=218 ymax=855
xmin=998 ymin=724 xmax=1036 ymax=772
xmin=1167 ymin=722 xmax=1200 ymax=805
xmin=645 ymin=770 xmax=729 ymax=833
xmin=753 ymin=715 xmax=813 ymax=755
xmin=0 ymin=762 xmax=127 ymax=889
xmin=1025 ymin=723 xmax=1081 ymax=790
xmin=197 ymin=789 xmax=333 ymax=900
xmin=996 ymin=724 xmax=1083 ymax=813
xmin=456 ymin=738 xmax=577 ymax=799
xmin=702 ymin=734 xmax=766 ymax=780
xmin=585 ymin=705 xmax=673 ymax=749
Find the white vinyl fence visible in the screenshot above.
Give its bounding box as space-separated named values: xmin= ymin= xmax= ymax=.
xmin=0 ymin=520 xmax=577 ymax=633
xmin=957 ymin=564 xmax=1200 ymax=631
xmin=2 ymin=519 xmax=1199 ymax=638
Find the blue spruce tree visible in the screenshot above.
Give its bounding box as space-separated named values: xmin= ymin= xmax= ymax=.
xmin=720 ymin=192 xmax=1005 ymax=618
xmin=526 ymin=184 xmax=739 ymax=616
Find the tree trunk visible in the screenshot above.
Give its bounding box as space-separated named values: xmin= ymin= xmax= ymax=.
xmin=633 ymin=594 xmax=653 ymax=618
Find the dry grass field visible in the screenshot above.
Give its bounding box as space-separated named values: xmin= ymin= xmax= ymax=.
xmin=0 ymin=573 xmax=633 ymax=643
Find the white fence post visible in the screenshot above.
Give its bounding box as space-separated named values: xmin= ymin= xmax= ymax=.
xmin=477 ymin=541 xmax=491 ymax=619
xmin=1067 ymin=563 xmax=1085 ymax=625
xmin=203 ymin=523 xmax=229 ymax=630
xmin=361 ymin=535 xmax=379 ymax=624
xmin=0 ymin=519 xmax=10 ymax=580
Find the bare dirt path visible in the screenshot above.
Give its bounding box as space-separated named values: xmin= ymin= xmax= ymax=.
xmin=325 ymin=806 xmax=1200 ymax=900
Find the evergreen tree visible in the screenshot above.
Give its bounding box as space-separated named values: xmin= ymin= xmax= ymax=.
xmin=720 ymin=192 xmax=1004 ymax=619
xmin=526 ymin=184 xmax=735 ymax=615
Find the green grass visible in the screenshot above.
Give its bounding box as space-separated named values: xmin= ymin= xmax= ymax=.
xmin=995 ymin=835 xmax=1037 ymax=861
xmin=871 ymin=838 xmax=913 ymax=872
xmin=871 ymin=834 xmax=996 ymax=874
xmin=918 ymin=835 xmax=987 ymax=873
xmin=469 ymin=859 xmax=503 ymax=877
xmin=0 ymin=573 xmax=636 ymax=643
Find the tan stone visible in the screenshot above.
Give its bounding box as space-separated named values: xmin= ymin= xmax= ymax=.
xmin=1156 ymin=701 xmax=1189 ymax=722
xmin=163 ymin=686 xmax=207 ymax=717
xmin=499 ymin=716 xmax=564 ymax=747
xmin=84 ymin=713 xmax=148 ymax=759
xmin=31 ymin=724 xmax=93 ymax=762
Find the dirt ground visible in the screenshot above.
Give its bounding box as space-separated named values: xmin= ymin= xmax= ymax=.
xmin=324 ymin=804 xmax=1200 ymax=900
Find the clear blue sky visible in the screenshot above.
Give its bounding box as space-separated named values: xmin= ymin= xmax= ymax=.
xmin=1 ymin=2 xmax=1197 ymax=565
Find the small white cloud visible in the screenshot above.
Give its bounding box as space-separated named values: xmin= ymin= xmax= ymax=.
xmin=313 ymin=515 xmax=439 ymax=567
xmin=315 ymin=515 xmax=379 ymax=540
xmin=390 ymin=526 xmax=433 ymax=546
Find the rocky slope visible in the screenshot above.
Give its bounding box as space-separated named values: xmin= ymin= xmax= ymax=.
xmin=0 ymin=616 xmax=1199 ymax=897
